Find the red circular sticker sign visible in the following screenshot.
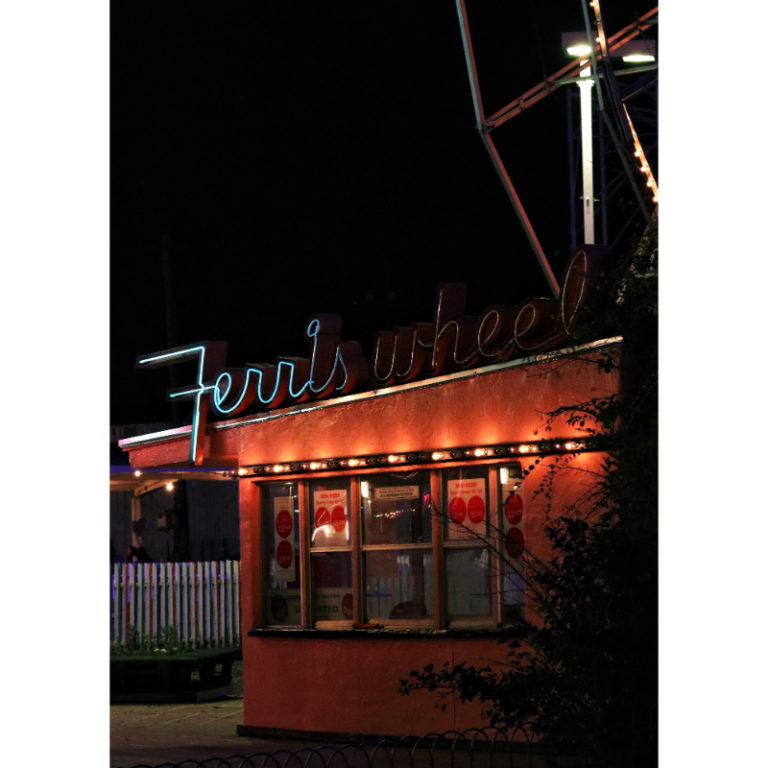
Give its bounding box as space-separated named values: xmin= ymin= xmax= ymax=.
xmin=275 ymin=509 xmax=293 ymax=538
xmin=276 ymin=540 xmax=294 ymax=569
xmin=449 ymin=497 xmax=466 ymax=523
xmin=315 ymin=506 xmax=330 ymax=528
xmin=331 ymin=505 xmax=347 ymax=532
xmin=342 ymin=593 xmax=354 ymax=619
xmin=505 ymin=528 xmax=524 ymax=559
xmin=467 ymin=495 xmax=485 ymax=523
xmin=504 ymin=493 xmax=523 ymax=525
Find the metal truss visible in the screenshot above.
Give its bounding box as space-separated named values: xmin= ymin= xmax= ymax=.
xmin=455 ymin=1 xmax=658 ymax=296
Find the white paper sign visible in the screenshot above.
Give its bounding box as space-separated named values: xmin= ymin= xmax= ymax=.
xmin=312 ymin=488 xmax=349 ymax=546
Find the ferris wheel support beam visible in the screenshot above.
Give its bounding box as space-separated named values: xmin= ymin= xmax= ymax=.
xmin=583 ymin=0 xmax=655 ymax=220
xmin=485 ymin=8 xmax=657 ymax=129
xmin=455 ymin=0 xmax=560 ymax=298
xmin=455 ymin=1 xmax=657 ymax=290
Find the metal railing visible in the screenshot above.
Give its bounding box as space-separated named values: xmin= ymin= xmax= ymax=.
xmin=121 ymin=727 xmax=534 ymax=768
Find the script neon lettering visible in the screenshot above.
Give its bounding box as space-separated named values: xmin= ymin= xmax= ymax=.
xmin=138 ymin=246 xmax=605 ymax=457
xmin=208 ymin=316 xmax=360 ymax=417
xmin=370 ymin=245 xmax=605 ymax=385
xmin=137 ymin=342 xmax=227 ymax=464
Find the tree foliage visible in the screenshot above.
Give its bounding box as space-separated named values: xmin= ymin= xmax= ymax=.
xmin=399 ymin=224 xmax=658 ymax=767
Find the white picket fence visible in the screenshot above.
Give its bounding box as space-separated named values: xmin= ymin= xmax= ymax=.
xmin=111 ymin=560 xmax=241 ymax=649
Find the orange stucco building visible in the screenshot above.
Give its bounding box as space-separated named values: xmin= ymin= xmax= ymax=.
xmin=121 ymin=328 xmax=620 ymax=739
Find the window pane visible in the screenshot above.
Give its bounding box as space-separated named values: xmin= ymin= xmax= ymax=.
xmin=445 ymin=547 xmax=492 ymax=617
xmin=443 ymin=468 xmax=489 ymax=540
xmin=364 ymin=550 xmax=434 ymax=620
xmin=311 ymin=552 xmax=353 ymax=623
xmin=500 ymin=470 xmax=525 ymax=623
xmin=362 ymin=473 xmax=432 ymax=545
xmin=501 ymin=567 xmax=525 ymax=623
xmin=310 ymin=479 xmax=351 ymax=548
xmin=262 ymin=483 xmax=302 ymax=626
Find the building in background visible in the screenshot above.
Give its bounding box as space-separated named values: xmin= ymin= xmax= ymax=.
xmin=111 ymin=424 xmax=239 ymax=564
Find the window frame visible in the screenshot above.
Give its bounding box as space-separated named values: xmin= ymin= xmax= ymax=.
xmin=256 ymin=463 xmax=521 ymax=631
xmin=440 ymin=465 xmax=500 ymax=629
xmin=307 ymin=476 xmax=357 ymax=630
xmin=360 ymin=470 xmax=435 ymax=628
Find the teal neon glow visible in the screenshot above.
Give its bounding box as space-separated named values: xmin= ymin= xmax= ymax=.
xmin=138 ymin=344 xmax=214 ymax=464
xmin=304 ymin=319 xmax=344 ymax=395
xmin=334 ymin=354 xmax=349 ymax=392
xmin=282 ymin=360 xmax=310 ymax=400
xmin=139 ymin=349 xmax=194 ymax=365
xmin=212 ymin=371 xmax=240 ymax=414
xmin=211 ymin=342 xmax=349 ymax=416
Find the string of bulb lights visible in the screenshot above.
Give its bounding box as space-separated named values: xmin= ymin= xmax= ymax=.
xmin=229 ymin=437 xmax=592 ymax=479
xmin=130 ymin=437 xmax=593 ymax=487
xmin=624 ymin=105 xmax=658 ymax=205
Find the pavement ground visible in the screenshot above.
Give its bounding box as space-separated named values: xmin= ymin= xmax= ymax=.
xmin=110 ymin=661 xmax=323 ymax=768
xmin=110 ymin=695 xmax=315 ymax=768
xmin=109 ymin=662 xmax=540 ymax=768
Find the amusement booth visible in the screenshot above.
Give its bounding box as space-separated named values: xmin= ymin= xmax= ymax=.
xmin=120 ymin=245 xmax=620 ymax=740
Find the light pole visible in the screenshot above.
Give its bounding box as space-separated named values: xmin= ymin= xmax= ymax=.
xmin=561 ymin=32 xmax=656 ymax=246
xmin=562 ymin=33 xmax=596 ymax=244
xmin=578 ymin=61 xmax=595 ymax=244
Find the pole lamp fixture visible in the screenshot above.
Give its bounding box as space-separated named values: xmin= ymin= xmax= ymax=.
xmin=561 ymin=32 xmax=656 ymax=245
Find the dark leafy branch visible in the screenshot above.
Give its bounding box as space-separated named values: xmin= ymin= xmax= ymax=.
xmin=400 ymin=223 xmax=658 ymax=768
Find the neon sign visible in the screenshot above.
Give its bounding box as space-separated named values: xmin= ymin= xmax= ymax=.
xmin=138 ymin=245 xmax=605 ymax=464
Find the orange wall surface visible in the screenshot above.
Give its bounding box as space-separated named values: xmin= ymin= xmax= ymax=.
xmin=241 ymin=634 xmax=504 ymax=738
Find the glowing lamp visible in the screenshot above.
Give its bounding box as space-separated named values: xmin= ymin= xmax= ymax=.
xmin=613 ymin=39 xmax=656 ymax=64
xmin=566 ymin=43 xmax=592 ymax=58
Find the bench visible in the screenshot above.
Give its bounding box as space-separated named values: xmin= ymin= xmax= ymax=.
xmin=110 ymin=648 xmax=240 ymax=703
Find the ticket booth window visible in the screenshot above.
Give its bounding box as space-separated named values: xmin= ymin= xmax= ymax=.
xmin=499 ymin=465 xmax=525 ymax=624
xmin=360 ymin=472 xmax=434 ymax=622
xmin=262 ymin=482 xmax=302 ymax=626
xmin=256 ymin=463 xmax=524 ymax=631
xmin=309 ymin=478 xmax=354 ymax=625
xmin=442 ymin=467 xmax=493 ymax=623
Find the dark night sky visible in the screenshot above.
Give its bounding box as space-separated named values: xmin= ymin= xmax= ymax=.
xmin=111 ymin=1 xmax=656 ymax=425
